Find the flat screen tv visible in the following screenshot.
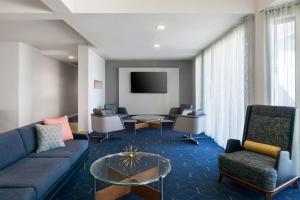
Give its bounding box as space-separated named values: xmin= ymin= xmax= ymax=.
xmin=131 ymin=72 xmax=167 ymax=93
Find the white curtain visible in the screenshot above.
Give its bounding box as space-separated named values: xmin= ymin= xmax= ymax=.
xmin=202 ymin=16 xmax=254 ymax=148
xmin=266 ymin=4 xmax=300 ymax=175
xmin=266 ymin=6 xmax=296 ymax=106
xmin=194 ymin=55 xmax=202 ymax=109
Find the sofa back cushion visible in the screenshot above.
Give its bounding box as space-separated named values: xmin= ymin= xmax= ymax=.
xmin=18 ymin=124 xmax=38 ymax=155
xmin=0 ymin=130 xmax=26 ymax=170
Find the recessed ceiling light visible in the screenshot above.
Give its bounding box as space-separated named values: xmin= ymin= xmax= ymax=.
xmin=68 ymin=55 xmax=74 ymax=60
xmin=156 ymin=25 xmax=166 ymax=30
xmin=154 ymin=44 xmax=160 ymax=48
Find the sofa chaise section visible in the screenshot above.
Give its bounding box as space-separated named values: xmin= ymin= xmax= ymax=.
xmin=0 ymin=122 xmax=89 ymax=200
xmin=0 ymin=157 xmax=71 ymax=199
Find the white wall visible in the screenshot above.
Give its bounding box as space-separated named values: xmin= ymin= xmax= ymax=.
xmin=119 ymin=68 xmax=179 ymax=115
xmin=18 ymin=43 xmax=78 ymax=126
xmin=0 ymin=42 xmax=19 ymax=132
xmin=78 ymin=44 xmax=105 ymax=132
xmin=0 ymin=42 xmax=78 ymax=133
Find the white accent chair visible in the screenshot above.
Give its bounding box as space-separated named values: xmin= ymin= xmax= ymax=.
xmin=91 ymin=114 xmax=125 ymax=142
xmin=173 ymin=112 xmax=206 ymax=145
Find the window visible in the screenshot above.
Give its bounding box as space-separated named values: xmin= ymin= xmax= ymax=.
xmin=267 ymin=11 xmax=296 ymax=106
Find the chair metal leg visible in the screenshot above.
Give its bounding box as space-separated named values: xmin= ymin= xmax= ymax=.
xmin=182 ymin=133 xmax=205 ymax=145
xmin=100 ymin=132 xmax=110 ymax=143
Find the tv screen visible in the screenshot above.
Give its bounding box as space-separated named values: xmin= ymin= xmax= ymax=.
xmin=131 ymin=72 xmax=167 ymax=93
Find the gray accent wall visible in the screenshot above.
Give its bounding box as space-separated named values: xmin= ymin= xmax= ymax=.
xmin=105 ymin=60 xmax=193 ymax=106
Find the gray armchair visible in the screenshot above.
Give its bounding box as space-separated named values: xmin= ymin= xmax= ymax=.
xmin=219 ymin=105 xmax=298 ymax=200
xmin=91 ymin=109 xmax=125 ymax=142
xmin=173 ymin=109 xmax=206 ymax=145
xmin=168 ymin=104 xmax=194 ymax=120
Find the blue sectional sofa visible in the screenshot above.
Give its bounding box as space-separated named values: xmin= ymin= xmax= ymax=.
xmin=0 ymin=123 xmax=89 ymax=200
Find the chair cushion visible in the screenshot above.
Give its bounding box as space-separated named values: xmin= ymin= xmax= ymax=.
xmin=0 ymin=157 xmax=70 ymax=199
xmin=179 ymin=104 xmax=193 ymax=114
xmin=105 ymin=104 xmax=118 ymax=114
xmin=18 ymin=124 xmax=38 ymax=155
xmin=219 ymin=150 xmax=277 ymax=191
xmin=35 ymin=124 xmax=65 ymax=153
xmin=0 ymin=188 xmax=36 ymax=200
xmin=28 ymin=140 xmax=88 ymax=165
xmin=245 ymin=105 xmax=295 ymax=151
xmin=101 ymin=109 xmax=114 ymax=116
xmin=0 ymin=130 xmax=26 ymax=170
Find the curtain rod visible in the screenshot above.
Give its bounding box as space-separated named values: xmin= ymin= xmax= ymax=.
xmin=194 ymin=15 xmax=253 ymax=57
xmin=261 ymin=0 xmax=300 ymax=13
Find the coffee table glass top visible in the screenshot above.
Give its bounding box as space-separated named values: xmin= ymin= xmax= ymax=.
xmin=131 ymin=115 xmax=165 ymax=122
xmin=90 ymin=152 xmax=171 ymax=185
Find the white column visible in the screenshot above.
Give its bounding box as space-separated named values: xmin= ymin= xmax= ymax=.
xmin=78 ymin=44 xmax=105 ymax=133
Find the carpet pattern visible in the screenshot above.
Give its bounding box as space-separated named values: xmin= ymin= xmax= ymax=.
xmin=55 ymin=124 xmax=300 ymax=200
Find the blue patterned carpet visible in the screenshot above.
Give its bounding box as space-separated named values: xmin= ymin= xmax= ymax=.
xmin=55 ymin=124 xmax=300 ymax=200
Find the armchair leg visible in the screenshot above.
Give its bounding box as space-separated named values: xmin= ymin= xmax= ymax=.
xmin=183 ymin=133 xmax=205 ymax=145
xmin=100 ymin=132 xmax=110 ymax=143
xmin=264 ymin=193 xmax=272 ymax=200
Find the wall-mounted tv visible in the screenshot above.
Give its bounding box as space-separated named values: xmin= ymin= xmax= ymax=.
xmin=131 ymin=72 xmax=167 ymax=93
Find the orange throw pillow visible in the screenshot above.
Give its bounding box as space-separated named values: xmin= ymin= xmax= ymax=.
xmin=43 ymin=116 xmax=73 ymax=141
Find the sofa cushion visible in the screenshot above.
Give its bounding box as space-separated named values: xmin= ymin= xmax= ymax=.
xmin=0 ymin=157 xmax=70 ymax=199
xmin=0 ymin=188 xmax=36 ymax=200
xmin=219 ymin=150 xmax=277 ymax=191
xmin=18 ymin=124 xmax=38 ymax=155
xmin=105 ymin=104 xmax=118 ymax=114
xmin=0 ymin=130 xmax=26 ymax=170
xmin=28 ymin=140 xmax=88 ymax=165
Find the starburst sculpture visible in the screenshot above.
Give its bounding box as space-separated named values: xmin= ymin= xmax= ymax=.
xmin=121 ymin=145 xmax=141 ymax=168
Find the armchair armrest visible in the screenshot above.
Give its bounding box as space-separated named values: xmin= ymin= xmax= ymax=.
xmin=276 ymin=151 xmax=298 ymax=184
xmin=225 ymin=139 xmax=243 ymax=153
xmin=118 ymin=107 xmax=128 ymax=115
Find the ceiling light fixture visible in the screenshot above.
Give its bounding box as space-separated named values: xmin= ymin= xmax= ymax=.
xmin=154 ymin=44 xmax=160 ymax=48
xmin=68 ymin=55 xmax=74 ymax=60
xmin=156 ymin=25 xmax=166 ymax=30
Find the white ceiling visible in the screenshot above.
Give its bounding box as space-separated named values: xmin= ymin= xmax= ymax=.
xmin=0 ymin=19 xmax=86 ymax=62
xmin=67 ymin=14 xmax=245 ymax=59
xmin=0 ymin=0 xmax=284 ymax=61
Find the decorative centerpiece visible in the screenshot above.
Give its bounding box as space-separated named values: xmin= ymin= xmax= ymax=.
xmin=121 ymin=145 xmax=141 ymax=168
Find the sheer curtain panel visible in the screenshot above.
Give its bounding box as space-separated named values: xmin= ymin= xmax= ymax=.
xmin=202 ymin=16 xmax=254 ymax=148
xmin=266 ymin=6 xmax=296 ymax=106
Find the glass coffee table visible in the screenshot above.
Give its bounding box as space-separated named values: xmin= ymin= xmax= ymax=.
xmin=90 ymin=152 xmax=171 ymax=200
